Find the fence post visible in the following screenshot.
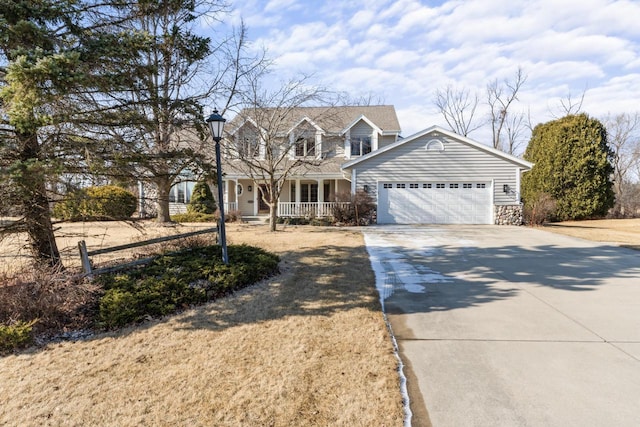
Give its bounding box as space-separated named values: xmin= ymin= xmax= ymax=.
xmin=78 ymin=240 xmax=93 ymax=278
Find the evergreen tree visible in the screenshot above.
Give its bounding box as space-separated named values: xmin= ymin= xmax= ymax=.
xmin=187 ymin=181 xmax=216 ymax=214
xmin=522 ymin=114 xmax=615 ymax=221
xmin=0 ymin=0 xmax=147 ymax=267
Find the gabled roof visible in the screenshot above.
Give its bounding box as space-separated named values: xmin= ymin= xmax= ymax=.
xmin=226 ymin=105 xmax=401 ymax=136
xmin=227 ymin=116 xmax=260 ymax=135
xmin=341 ymin=126 xmax=533 ymax=170
xmin=287 ymin=116 xmax=325 ymax=136
xmin=340 ymin=115 xmax=382 ymax=136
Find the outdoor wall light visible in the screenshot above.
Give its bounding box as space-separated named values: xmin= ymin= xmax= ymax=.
xmin=503 ymin=184 xmax=511 ymax=193
xmin=248 ymin=185 xmax=252 ymax=192
xmin=206 ymin=109 xmax=228 ymax=265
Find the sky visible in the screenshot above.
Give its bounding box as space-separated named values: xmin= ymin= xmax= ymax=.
xmin=216 ymin=0 xmax=640 ymax=148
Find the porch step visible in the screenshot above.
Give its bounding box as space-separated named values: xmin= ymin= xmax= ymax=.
xmin=242 ymin=215 xmax=267 ymax=224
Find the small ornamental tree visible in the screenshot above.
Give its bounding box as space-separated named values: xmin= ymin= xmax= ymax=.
xmin=522 ymin=114 xmax=615 ymax=221
xmin=187 ymin=181 xmax=216 ymax=214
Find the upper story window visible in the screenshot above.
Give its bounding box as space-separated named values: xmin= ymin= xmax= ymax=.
xmin=295 ymin=137 xmax=315 ymax=157
xmin=350 ymin=136 xmax=371 ymax=156
xmin=239 ymin=136 xmax=259 ymax=158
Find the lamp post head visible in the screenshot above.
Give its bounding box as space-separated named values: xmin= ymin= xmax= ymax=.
xmin=206 ymin=109 xmax=226 ymax=142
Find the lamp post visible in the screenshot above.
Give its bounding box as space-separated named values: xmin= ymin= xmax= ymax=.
xmin=206 ymin=109 xmax=228 ymax=265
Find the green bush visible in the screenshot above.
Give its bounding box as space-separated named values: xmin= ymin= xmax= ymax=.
xmin=0 ymin=320 xmax=36 ymax=354
xmin=53 ymin=185 xmax=137 ymax=221
xmin=171 ymin=212 xmax=216 ymax=223
xmin=187 ymin=181 xmax=216 ymax=214
xmin=96 ymin=244 xmax=279 ymax=329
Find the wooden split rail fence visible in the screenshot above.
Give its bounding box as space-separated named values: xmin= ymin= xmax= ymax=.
xmin=78 ymin=227 xmax=218 ymax=278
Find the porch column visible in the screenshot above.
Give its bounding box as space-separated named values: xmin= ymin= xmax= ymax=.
xmin=253 ymin=182 xmax=258 ymax=216
xmin=334 ymin=179 xmax=339 ymax=200
xmin=317 ymin=178 xmax=324 ymax=217
xmin=295 ymin=179 xmax=301 ymax=203
xmin=224 ymin=180 xmax=230 ymax=209
xmin=317 ymin=179 xmax=324 ymax=203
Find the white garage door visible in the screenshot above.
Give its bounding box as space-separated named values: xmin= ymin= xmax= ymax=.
xmin=377 ymin=182 xmax=492 ymax=224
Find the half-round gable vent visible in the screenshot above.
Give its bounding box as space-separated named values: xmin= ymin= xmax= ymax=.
xmin=425 ymin=138 xmax=445 ymax=152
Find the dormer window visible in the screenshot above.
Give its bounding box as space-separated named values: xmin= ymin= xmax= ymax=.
xmin=295 ymin=137 xmax=315 ymax=157
xmin=351 ymin=136 xmax=371 ymax=156
xmin=239 ymin=136 xmax=259 ymax=158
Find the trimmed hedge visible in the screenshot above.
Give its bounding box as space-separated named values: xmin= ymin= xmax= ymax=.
xmin=171 ymin=212 xmax=216 ymax=223
xmin=53 ymin=185 xmax=137 ymax=221
xmin=96 ymin=244 xmax=279 ymax=329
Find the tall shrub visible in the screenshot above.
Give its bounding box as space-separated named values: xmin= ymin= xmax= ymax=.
xmin=522 ymin=114 xmax=615 ymax=221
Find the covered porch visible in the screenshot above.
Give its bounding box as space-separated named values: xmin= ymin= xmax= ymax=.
xmin=222 ymin=177 xmax=351 ymax=218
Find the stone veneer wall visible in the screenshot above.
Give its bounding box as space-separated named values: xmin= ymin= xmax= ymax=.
xmin=494 ymin=204 xmax=524 ymax=225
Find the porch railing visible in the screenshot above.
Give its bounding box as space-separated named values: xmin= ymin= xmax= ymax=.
xmin=277 ymin=202 xmax=350 ymax=218
xmin=224 ymin=202 xmax=238 ymax=212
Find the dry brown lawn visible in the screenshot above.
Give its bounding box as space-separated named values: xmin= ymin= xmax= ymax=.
xmin=542 ymin=218 xmax=640 ymax=250
xmin=0 ymin=222 xmax=403 ymax=426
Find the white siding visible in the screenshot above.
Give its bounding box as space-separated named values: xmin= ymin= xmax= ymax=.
xmin=351 ymin=120 xmax=373 ymax=136
xmin=352 ymin=135 xmax=522 ymax=205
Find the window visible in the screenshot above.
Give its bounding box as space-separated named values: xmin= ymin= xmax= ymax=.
xmin=476 ymin=183 xmax=486 ymax=188
xmin=238 ymin=136 xmax=259 ymax=158
xmin=295 ymin=137 xmax=315 ymax=157
xmin=237 ymin=184 xmax=243 ymax=196
xmin=350 ymin=136 xmax=372 ymax=156
xmin=396 ymin=183 xmax=406 ymax=188
xmin=409 ymin=183 xmax=419 ymax=189
xmin=436 ymin=183 xmax=445 ymax=189
xmin=423 ymin=183 xmax=432 ymax=189
xmin=169 ymin=181 xmax=196 ymax=204
xmin=450 ymin=183 xmax=459 ymax=189
xmin=383 ymin=183 xmax=393 ymax=189
xmin=300 ymin=184 xmax=318 ymax=202
xmin=290 ymin=182 xmax=319 ymax=202
xmin=463 ymin=183 xmax=473 ymax=189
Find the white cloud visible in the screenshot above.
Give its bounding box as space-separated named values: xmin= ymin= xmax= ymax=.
xmin=213 ymin=0 xmax=640 ymax=144
xmin=349 ymin=10 xmax=376 ymax=29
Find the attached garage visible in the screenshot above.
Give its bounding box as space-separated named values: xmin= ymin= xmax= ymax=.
xmin=377 ymin=181 xmax=492 ymax=224
xmin=341 ymin=126 xmax=533 ymax=225
xmin=378 ymin=181 xmax=492 ymax=224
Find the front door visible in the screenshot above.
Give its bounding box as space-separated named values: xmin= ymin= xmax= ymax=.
xmin=258 ymin=184 xmax=270 ymax=213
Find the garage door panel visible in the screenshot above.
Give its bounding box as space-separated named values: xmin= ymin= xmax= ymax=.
xmin=378 ymin=182 xmax=491 ymax=224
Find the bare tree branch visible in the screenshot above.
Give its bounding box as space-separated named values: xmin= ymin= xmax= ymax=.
xmin=433 ymin=85 xmax=482 ymax=136
xmin=487 ymin=67 xmax=527 ymax=150
xmin=604 ymin=112 xmax=640 ymax=215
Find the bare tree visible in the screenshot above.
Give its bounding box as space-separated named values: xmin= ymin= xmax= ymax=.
xmin=604 ymin=112 xmax=640 ymax=216
xmin=86 ymin=5 xmax=268 ymax=223
xmin=487 ymin=67 xmax=527 ymax=150
xmin=551 ymin=87 xmax=588 ymax=118
xmin=433 ymin=85 xmax=482 ymax=136
xmin=505 ymin=111 xmax=527 ymax=156
xmin=228 ymin=77 xmax=332 ymax=231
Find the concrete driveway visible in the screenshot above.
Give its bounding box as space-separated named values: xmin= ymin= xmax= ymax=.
xmin=363 ymin=225 xmax=640 ymax=427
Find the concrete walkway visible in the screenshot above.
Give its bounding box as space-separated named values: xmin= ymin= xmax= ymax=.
xmin=364 ymin=225 xmax=640 ymax=427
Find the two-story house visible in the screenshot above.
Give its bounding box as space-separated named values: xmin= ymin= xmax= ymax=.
xmin=219 ymin=105 xmax=402 ymax=219
xmin=216 ymin=104 xmax=532 ymax=225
